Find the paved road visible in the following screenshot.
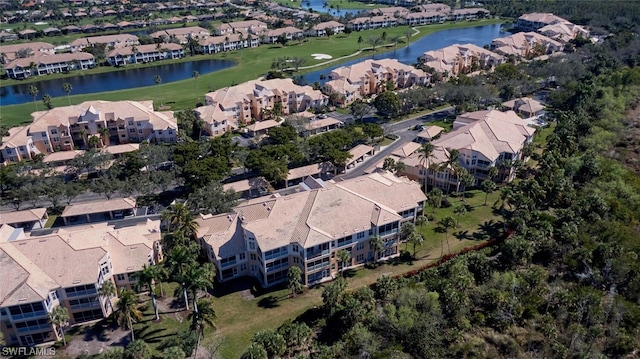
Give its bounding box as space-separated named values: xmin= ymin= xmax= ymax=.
xmin=336 ymin=106 xmax=454 ymax=180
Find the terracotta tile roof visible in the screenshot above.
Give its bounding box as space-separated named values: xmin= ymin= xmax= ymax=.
xmin=61 ymin=197 xmax=136 ymax=218
xmin=0 ymin=208 xmax=47 ymax=226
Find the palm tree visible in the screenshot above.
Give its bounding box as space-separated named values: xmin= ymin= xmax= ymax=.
xmin=49 ymin=306 xmax=70 ymax=346
xmin=99 ymin=279 xmax=117 ymax=315
xmin=62 ymin=82 xmax=72 ymax=105
xmin=134 ymin=264 xmax=162 ymax=320
xmin=437 ymin=216 xmax=456 ymax=259
xmin=481 ymin=179 xmax=497 ymax=206
xmin=453 ymin=204 xmax=466 ymax=227
xmin=98 ymin=126 xmax=110 ymax=147
xmin=488 ymin=166 xmax=499 ymax=181
xmin=417 ymin=142 xmax=435 ymax=192
xmin=188 ymin=299 xmax=216 ymax=358
xmin=154 ymin=74 xmax=163 ymax=106
xmin=369 ymin=235 xmax=383 ymax=263
xmin=166 ymin=245 xmax=199 ymax=310
xmin=183 ymin=262 xmax=215 ymax=314
xmin=192 ymin=70 xmax=200 ymax=95
xmin=444 ymin=148 xmax=461 ymax=193
xmin=287 ymin=266 xmax=303 ymax=298
xmin=78 ymin=128 xmax=88 ymax=147
xmin=28 ymin=85 xmax=39 ymax=111
xmin=162 ymin=203 xmax=197 ymax=238
xmin=429 ymin=188 xmax=443 ymax=214
xmin=336 ymin=249 xmax=351 ymax=277
xmin=408 ymin=230 xmax=424 ymax=259
xmin=115 ymin=288 xmax=143 ymax=341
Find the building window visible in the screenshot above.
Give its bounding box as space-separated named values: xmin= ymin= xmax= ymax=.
xmin=249 ymin=241 xmax=256 ymax=250
xmin=250 ymin=253 xmax=256 ymax=261
xmin=116 ymin=274 xmax=126 ymax=281
xmin=138 ymin=129 xmax=143 ymax=134
xmin=239 ymin=253 xmax=246 ymax=260
xmin=53 ymin=137 xmax=59 ymax=142
xmin=41 ymin=132 xmax=46 ymax=136
xmin=50 ymin=129 xmax=57 ymax=134
xmin=357 ymin=232 xmax=365 ymax=239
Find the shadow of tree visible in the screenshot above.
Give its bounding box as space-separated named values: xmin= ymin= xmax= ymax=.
xmin=257 ymin=295 xmax=280 ymax=309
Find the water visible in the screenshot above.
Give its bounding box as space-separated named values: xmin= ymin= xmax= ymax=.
xmin=302 ymin=23 xmax=508 ymax=84
xmin=300 ymin=0 xmax=366 ymax=16
xmin=0 ymin=59 xmax=235 ymax=106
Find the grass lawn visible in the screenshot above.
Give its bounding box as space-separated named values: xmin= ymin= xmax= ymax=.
xmin=206 ymin=188 xmax=503 ymax=358
xmin=1 ymin=19 xmax=503 ymax=128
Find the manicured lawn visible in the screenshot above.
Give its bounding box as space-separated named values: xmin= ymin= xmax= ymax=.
xmin=1 ymin=19 xmax=503 ymax=128
xmin=205 ymin=188 xmax=503 ymax=358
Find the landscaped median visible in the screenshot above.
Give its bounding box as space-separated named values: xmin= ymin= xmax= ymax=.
xmin=1 ymin=19 xmax=504 ymax=128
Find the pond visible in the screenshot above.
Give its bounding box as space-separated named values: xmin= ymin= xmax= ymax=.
xmin=0 ymin=59 xmax=236 ymax=106
xmin=302 ymin=23 xmax=508 ymax=84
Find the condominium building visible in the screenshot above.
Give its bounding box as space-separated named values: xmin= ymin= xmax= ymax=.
xmin=375 ymin=110 xmax=535 ymax=188
xmin=4 ymin=52 xmax=95 ymax=79
xmin=419 ymin=43 xmax=505 ymax=77
xmin=450 ymin=8 xmax=490 ymax=21
xmin=348 ymin=16 xmax=398 ymax=31
xmin=369 ymin=6 xmax=411 ymax=18
xmin=0 ymin=101 xmax=177 ymax=163
xmin=308 ymin=21 xmax=345 ymax=37
xmin=538 ymin=22 xmax=589 ymax=43
xmin=199 ymin=33 xmax=260 ymax=54
xmin=0 ymin=219 xmax=163 ymax=347
xmin=196 ymin=172 xmax=426 ymax=287
xmin=261 ymin=27 xmax=304 ymax=44
xmin=69 ymin=34 xmax=139 ymax=53
xmin=150 ymin=26 xmax=210 ymax=44
xmin=323 ymin=59 xmax=428 ymax=106
xmin=0 ymin=42 xmax=55 ymax=64
xmin=107 ymin=43 xmax=184 ymax=66
xmin=201 ymin=78 xmax=327 ymax=127
xmin=516 ymin=12 xmax=569 ymax=31
xmin=404 ymin=11 xmax=447 ymax=26
xmin=491 ymin=32 xmax=563 ymax=59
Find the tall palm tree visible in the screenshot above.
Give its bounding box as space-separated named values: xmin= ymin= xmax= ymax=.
xmin=444 ymin=148 xmax=461 ymax=193
xmin=287 ymin=266 xmax=304 ymax=298
xmin=115 ymin=289 xmax=143 ymax=341
xmin=417 ymin=142 xmax=436 ymax=192
xmin=188 ymin=299 xmax=216 ymax=358
xmin=192 ymin=70 xmax=200 ymax=95
xmin=134 ymin=264 xmax=162 ymax=320
xmin=49 ymin=305 xmax=70 ymax=346
xmin=98 ymin=126 xmax=110 ymax=147
xmin=62 ymin=82 xmax=72 ymax=105
xmin=183 ymin=263 xmax=215 ymax=314
xmin=437 ymin=216 xmax=456 ymax=259
xmin=98 ymin=279 xmax=117 ymax=315
xmin=28 ymin=85 xmax=39 ymax=111
xmin=154 ymin=74 xmax=163 ymax=106
xmin=453 ymin=204 xmax=467 ymax=227
xmin=162 ymin=203 xmax=197 ymax=238
xmin=408 ymin=230 xmax=424 ymax=259
xmin=166 ymin=244 xmax=199 ymax=310
xmin=369 ymin=235 xmax=383 ymax=263
xmin=336 ymin=249 xmax=351 ymax=277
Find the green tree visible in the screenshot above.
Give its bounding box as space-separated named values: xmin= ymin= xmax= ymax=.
xmin=183 ymin=262 xmax=215 ymax=318
xmin=241 ymin=343 xmax=268 ymax=359
xmin=481 ymin=179 xmax=497 ymax=206
xmin=124 ymin=339 xmax=151 ymax=359
xmin=187 ymin=299 xmax=216 ymax=358
xmin=373 ymin=90 xmax=400 ymax=118
xmin=162 ymin=203 xmax=198 ymax=238
xmin=48 ymin=305 xmax=69 ymax=346
xmin=453 ymin=204 xmax=467 ymax=227
xmin=133 ymin=264 xmax=163 ymax=320
xmin=42 ymin=94 xmax=53 ymax=109
xmin=416 ymin=215 xmax=428 ymax=230
xmin=98 ymin=279 xmax=117 ymax=315
xmin=278 ymin=321 xmax=313 ymax=355
xmin=28 ymin=85 xmax=39 ymax=110
xmin=287 ymin=266 xmax=304 ymax=298
xmin=408 ymin=230 xmax=425 ymax=259
xmin=188 ymin=181 xmax=239 ymax=215
xmin=369 ymin=235 xmax=383 ymax=264
xmin=337 ymin=249 xmax=352 ymax=277
xmin=418 ymin=142 xmax=436 ymax=192
xmin=115 ymin=289 xmax=143 ymax=341
xmin=350 ymin=100 xmax=369 ymax=123
xmin=62 ymin=82 xmax=72 ymax=105
xmin=154 ymin=74 xmax=163 ymax=106
xmin=437 ymin=216 xmax=456 ymax=258
xmin=162 ymin=346 xmax=186 ymax=359
xmin=322 ymin=277 xmax=347 ymax=316
xmin=252 ymin=330 xmax=286 ymax=359
xmin=192 ymin=70 xmax=200 ymax=95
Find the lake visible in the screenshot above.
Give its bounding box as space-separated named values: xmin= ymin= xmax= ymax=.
xmin=301 ymin=23 xmax=508 ymax=84
xmin=0 ymin=24 xmax=506 ymax=107
xmin=0 ymin=59 xmax=235 ymax=106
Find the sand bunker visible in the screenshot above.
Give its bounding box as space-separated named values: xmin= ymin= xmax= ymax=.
xmin=311 ymin=53 xmax=333 ymax=60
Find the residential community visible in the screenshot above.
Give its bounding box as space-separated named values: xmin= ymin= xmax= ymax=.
xmin=1 ymin=0 xmax=640 ymax=358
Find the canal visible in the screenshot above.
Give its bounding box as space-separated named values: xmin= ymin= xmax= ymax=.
xmin=0 ymin=59 xmax=235 ymax=106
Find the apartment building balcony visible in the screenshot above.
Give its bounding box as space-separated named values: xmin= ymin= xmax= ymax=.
xmin=306 ymin=248 xmax=330 ymax=260
xmin=9 ymin=309 xmax=48 ymax=321
xmin=307 ymin=261 xmax=329 ymax=272
xmin=378 ymin=228 xmax=398 ymax=237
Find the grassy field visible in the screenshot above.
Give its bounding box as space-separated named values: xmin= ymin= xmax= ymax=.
xmin=206 ymin=188 xmax=503 ymax=357
xmin=0 ymin=19 xmax=503 ymax=128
